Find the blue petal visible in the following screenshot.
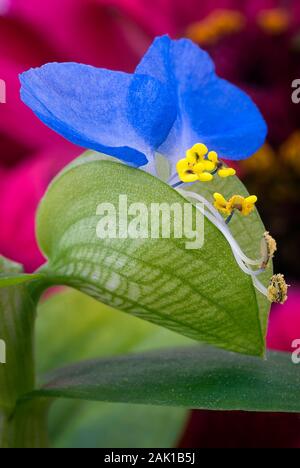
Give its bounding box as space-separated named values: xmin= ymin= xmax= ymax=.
xmin=20 ymin=63 xmax=176 ymax=167
xmin=136 ymin=36 xmax=267 ymax=162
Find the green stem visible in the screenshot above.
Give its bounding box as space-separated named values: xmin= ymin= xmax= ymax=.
xmin=0 ymin=256 xmax=49 ymax=448
xmin=0 ymin=400 xmax=49 ymax=449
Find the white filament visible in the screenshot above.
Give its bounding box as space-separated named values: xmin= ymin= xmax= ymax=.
xmin=177 ymin=189 xmax=269 ymax=298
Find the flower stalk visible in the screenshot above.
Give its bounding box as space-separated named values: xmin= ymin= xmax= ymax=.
xmin=0 ymin=257 xmax=48 ymax=448
xmin=0 ymin=400 xmax=49 ymax=449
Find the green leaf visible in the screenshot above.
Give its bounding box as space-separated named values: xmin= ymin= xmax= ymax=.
xmin=36 ymin=152 xmax=268 ymax=356
xmin=0 ymin=256 xmax=42 ymax=288
xmin=36 ymin=289 xmax=191 ymax=448
xmin=0 ymin=274 xmax=42 ymax=288
xmin=186 ymin=170 xmax=272 ymax=337
xmin=32 ymin=347 xmax=300 ymax=413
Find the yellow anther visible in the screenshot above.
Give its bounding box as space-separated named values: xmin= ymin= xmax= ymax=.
xmin=198 ymin=172 xmax=214 ymax=182
xmin=218 ymin=167 xmax=236 ymax=178
xmin=177 ymin=143 xmax=212 ymax=183
xmin=227 ymin=195 xmax=245 ymax=213
xmin=177 ymin=143 xmax=236 ymax=183
xmin=214 ymin=193 xmax=258 ymax=217
xmin=213 ymin=193 xmax=230 ymax=215
xmin=193 ymin=162 xmax=206 ymax=173
xmin=186 ymin=10 xmax=246 ymax=45
xmin=185 ymin=151 xmax=196 ymax=166
xmin=177 ymin=158 xmax=212 ymax=183
xmin=203 ymin=160 xmax=216 ymax=172
xmin=214 ymin=193 xmax=227 ymax=205
xmin=257 ymin=9 xmax=290 ymax=35
xmin=176 ymin=157 xmax=213 ymax=183
xmin=192 ymin=143 xmax=209 ymax=156
xmin=208 ymin=151 xmax=218 ymax=164
xmin=240 ymin=196 xmax=258 ymax=216
xmin=180 ymin=172 xmax=200 ymax=183
xmin=267 ymin=274 xmax=289 ymax=304
xmin=176 ymin=159 xmax=199 ymax=183
xmin=176 ymin=159 xmax=189 ymax=173
xmin=186 ymin=143 xmax=208 ymax=164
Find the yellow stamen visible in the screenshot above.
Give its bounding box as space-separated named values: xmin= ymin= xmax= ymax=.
xmin=214 ymin=193 xmax=258 ymax=217
xmin=176 ymin=159 xmax=199 ymax=182
xmin=208 ymin=151 xmax=218 ymax=163
xmin=267 ymin=274 xmax=289 ymax=304
xmin=186 ymin=9 xmax=246 ymax=45
xmin=193 ymin=162 xmax=206 ymax=173
xmin=176 ymin=159 xmax=189 ymax=173
xmin=203 ymin=160 xmax=216 ymax=172
xmin=213 ymin=193 xmax=231 ymax=215
xmin=186 ymin=143 xmax=208 ymax=165
xmin=257 ymin=9 xmax=290 ymax=35
xmin=241 ymin=195 xmax=258 ymax=216
xmin=228 ymin=195 xmax=245 ymax=214
xmin=180 ymin=172 xmax=200 ymax=183
xmin=218 ymin=167 xmax=236 ymax=178
xmin=177 ymin=143 xmax=236 ymax=183
xmin=198 ymin=172 xmax=214 ymax=182
xmin=214 ymin=193 xmax=227 ymax=205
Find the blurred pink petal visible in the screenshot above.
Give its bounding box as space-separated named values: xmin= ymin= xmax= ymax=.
xmin=0 ymin=142 xmax=79 ymax=272
xmin=0 ymin=15 xmax=62 ymax=160
xmin=180 ymin=409 xmax=300 ymax=448
xmin=0 ymin=58 xmax=68 ymax=159
xmin=9 ymin=0 xmax=151 ymax=69
xmin=267 ymin=286 xmax=300 ymax=352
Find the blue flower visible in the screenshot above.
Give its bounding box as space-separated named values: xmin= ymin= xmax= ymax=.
xmin=20 ymin=35 xmax=267 ymax=172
